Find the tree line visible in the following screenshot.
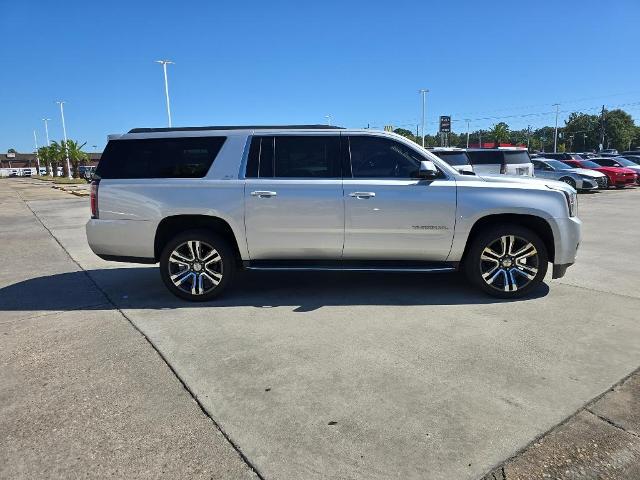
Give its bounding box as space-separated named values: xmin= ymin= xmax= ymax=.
xmin=393 ymin=108 xmax=639 ymax=152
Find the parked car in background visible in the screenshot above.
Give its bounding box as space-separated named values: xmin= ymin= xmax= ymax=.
xmin=79 ymin=165 xmax=97 ymax=180
xmin=576 ymin=152 xmax=597 ymax=160
xmin=563 ymin=159 xmax=637 ymax=188
xmin=592 ymin=157 xmax=640 ymax=184
xmin=540 ymin=152 xmax=584 ymax=162
xmin=86 ymin=125 xmax=581 ymax=300
xmin=465 ymin=148 xmax=533 ymax=176
xmin=621 ymin=151 xmax=640 ymax=156
xmin=532 ymin=159 xmax=605 ymax=190
xmin=619 ymin=155 xmax=640 ymax=165
xmin=429 ymin=148 xmax=474 ymax=174
xmin=597 ymin=152 xmax=620 ymax=158
xmin=601 ymin=149 xmax=619 ymax=155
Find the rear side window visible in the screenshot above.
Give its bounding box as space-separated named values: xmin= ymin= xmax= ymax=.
xmin=594 ymin=159 xmax=614 ymax=166
xmin=503 ymin=151 xmax=531 ymax=164
xmin=96 ymin=136 xmax=226 ymax=179
xmin=246 ymin=135 xmax=340 ymax=178
xmin=466 ymin=151 xmax=504 ymax=165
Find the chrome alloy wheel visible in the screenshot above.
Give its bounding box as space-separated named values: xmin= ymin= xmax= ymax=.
xmin=480 ymin=235 xmax=539 ymax=292
xmin=167 ymin=240 xmax=223 ymax=296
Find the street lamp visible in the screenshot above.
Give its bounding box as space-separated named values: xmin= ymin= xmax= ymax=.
xmin=56 ymin=101 xmax=72 ymax=179
xmin=465 ymin=119 xmax=470 ymax=148
xmin=419 ymin=89 xmax=429 ymax=147
xmin=42 ymin=118 xmax=51 ymax=146
xmin=42 ymin=118 xmax=52 ymax=175
xmin=33 ymin=130 xmax=41 ymax=175
xmin=553 ymin=103 xmax=560 ymax=153
xmin=155 ymin=60 xmax=174 ymax=127
xmin=325 ymin=114 xmax=332 ymax=126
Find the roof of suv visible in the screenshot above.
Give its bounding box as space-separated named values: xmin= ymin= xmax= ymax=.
xmin=128 ymin=125 xmax=344 ymax=133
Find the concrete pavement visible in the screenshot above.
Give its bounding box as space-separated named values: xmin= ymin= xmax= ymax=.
xmin=2 ymin=178 xmax=640 ymax=479
xmin=0 ymin=179 xmax=258 ymax=479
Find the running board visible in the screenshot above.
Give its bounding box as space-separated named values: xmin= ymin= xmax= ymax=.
xmin=243 ymin=260 xmax=458 ymax=273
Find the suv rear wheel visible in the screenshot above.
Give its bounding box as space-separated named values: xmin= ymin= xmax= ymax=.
xmin=464 ymin=224 xmax=548 ymax=298
xmin=160 ymin=230 xmax=235 ymax=301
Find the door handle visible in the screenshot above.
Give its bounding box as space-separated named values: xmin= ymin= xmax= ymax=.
xmin=349 ymin=191 xmax=376 ymax=199
xmin=251 ymin=191 xmax=277 ymax=198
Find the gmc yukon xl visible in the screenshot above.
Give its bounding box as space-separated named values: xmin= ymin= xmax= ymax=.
xmin=86 ymin=125 xmax=581 ymax=301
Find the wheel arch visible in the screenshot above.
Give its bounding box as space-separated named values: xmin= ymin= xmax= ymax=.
xmin=154 ymin=215 xmax=243 ymax=263
xmin=461 ymin=214 xmax=555 ymax=263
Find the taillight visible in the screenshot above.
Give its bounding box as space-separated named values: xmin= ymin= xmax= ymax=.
xmin=90 ymin=180 xmax=100 ymax=219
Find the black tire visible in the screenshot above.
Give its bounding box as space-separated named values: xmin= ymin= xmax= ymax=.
xmin=560 ymin=177 xmax=576 ymax=189
xmin=463 ymin=224 xmax=548 ymax=299
xmin=159 ymin=229 xmax=236 ymax=301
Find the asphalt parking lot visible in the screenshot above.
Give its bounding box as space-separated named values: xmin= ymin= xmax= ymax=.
xmin=2 ymin=178 xmax=640 ymax=479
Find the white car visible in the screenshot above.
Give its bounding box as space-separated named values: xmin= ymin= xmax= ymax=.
xmin=466 ymin=148 xmax=534 ymax=176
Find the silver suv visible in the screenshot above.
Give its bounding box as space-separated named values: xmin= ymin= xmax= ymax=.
xmin=86 ymin=125 xmax=581 ymax=301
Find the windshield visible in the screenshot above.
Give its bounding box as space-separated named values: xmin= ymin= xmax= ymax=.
xmin=435 ymin=151 xmax=470 ymax=166
xmin=615 ymin=158 xmax=638 ymax=167
xmin=545 ymin=160 xmax=572 ymax=170
xmin=580 ymin=160 xmax=601 ymax=168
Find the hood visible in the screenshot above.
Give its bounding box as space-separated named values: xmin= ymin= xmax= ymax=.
xmin=594 ymin=166 xmax=637 ymax=175
xmin=478 ymin=174 xmax=577 ymax=194
xmin=567 ymin=168 xmax=606 ymax=178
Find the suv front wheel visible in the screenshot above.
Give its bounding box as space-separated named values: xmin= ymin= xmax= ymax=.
xmin=464 ymin=225 xmax=548 ymax=298
xmin=160 ymin=230 xmax=235 ymax=301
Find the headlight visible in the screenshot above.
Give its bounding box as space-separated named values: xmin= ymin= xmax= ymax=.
xmin=547 ymin=185 xmax=578 ymax=217
xmin=564 ymin=190 xmax=578 ymax=217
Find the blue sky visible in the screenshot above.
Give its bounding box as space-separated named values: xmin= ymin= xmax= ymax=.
xmin=2 ymin=0 xmax=639 ymax=152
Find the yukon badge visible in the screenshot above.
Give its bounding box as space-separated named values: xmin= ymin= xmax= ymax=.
xmin=412 ymin=225 xmax=449 ymax=230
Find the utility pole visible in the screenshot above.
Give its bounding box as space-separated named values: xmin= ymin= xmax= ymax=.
xmin=526 ymin=125 xmax=531 ymax=149
xmin=599 ymin=105 xmax=605 ymax=152
xmin=33 ymin=130 xmax=41 ymax=175
xmin=479 ymin=130 xmax=482 ymax=148
xmin=583 ymin=133 xmax=588 ymax=151
xmin=155 ymin=60 xmax=174 ymax=127
xmin=553 ymin=103 xmax=560 ymax=153
xmin=465 ymin=119 xmax=470 ymax=148
xmin=56 ymin=101 xmax=72 ymax=179
xmin=419 ymin=89 xmax=429 ymax=147
xmin=325 ymin=114 xmax=332 ymax=126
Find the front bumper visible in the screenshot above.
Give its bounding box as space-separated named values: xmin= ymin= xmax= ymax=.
xmin=551 ymin=216 xmax=582 ymax=276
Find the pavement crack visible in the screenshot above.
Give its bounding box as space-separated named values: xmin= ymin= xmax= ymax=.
xmin=585 ymin=407 xmax=640 ymax=439
xmin=14 ymin=184 xmax=266 ymax=480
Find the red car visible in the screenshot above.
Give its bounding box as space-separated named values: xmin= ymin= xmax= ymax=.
xmin=563 ymin=159 xmax=637 ymax=188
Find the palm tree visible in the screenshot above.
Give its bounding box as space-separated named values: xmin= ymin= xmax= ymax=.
xmin=63 ymin=140 xmax=89 ymax=178
xmin=49 ymin=141 xmax=64 ymax=177
xmin=490 ymin=122 xmax=510 ymax=146
xmin=37 ymin=146 xmax=53 ymax=176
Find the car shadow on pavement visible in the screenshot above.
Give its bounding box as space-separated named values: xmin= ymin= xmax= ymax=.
xmin=0 ymin=267 xmax=549 ymax=313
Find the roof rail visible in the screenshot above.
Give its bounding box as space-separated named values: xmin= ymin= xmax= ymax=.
xmin=128 ymin=125 xmax=344 ymax=133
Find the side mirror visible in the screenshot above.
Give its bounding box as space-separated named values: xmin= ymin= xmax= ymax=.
xmin=417 ymin=160 xmax=438 ymax=179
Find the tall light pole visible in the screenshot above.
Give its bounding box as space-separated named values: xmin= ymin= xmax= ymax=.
xmin=465 ymin=119 xmax=470 ymax=148
xmin=42 ymin=118 xmax=51 ymax=146
xmin=33 ymin=130 xmax=41 ymax=174
xmin=56 ymin=101 xmax=72 ymax=179
xmin=42 ymin=118 xmax=52 ymax=175
xmin=419 ymin=89 xmax=429 ymax=147
xmin=553 ymin=103 xmax=560 ymax=153
xmin=155 ymin=60 xmax=174 ymax=127
xmin=325 ymin=114 xmax=332 ymax=126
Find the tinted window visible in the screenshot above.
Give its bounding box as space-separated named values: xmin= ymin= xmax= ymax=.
xmin=272 ymin=136 xmax=340 ymax=178
xmin=433 ymin=151 xmax=470 ymax=166
xmin=594 ymin=159 xmax=615 ymax=166
xmin=466 ymin=150 xmax=503 ymax=165
xmin=96 ymin=136 xmax=225 ymax=179
xmin=349 ymin=136 xmax=426 ymax=178
xmin=545 ymin=160 xmax=572 ymax=170
xmin=503 ymin=151 xmax=531 ymax=164
xmin=580 ymin=160 xmax=601 ymax=168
